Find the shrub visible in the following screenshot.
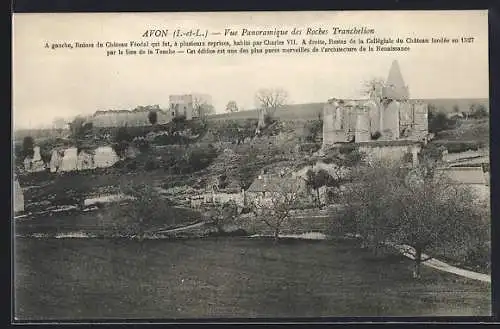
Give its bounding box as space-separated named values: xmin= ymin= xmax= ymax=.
xmin=22 ymin=136 xmax=35 ymax=159
xmin=163 ymin=144 xmax=219 ymax=175
xmin=305 ymin=119 xmax=323 ymax=142
xmin=402 ymin=152 xmax=413 ymax=163
xmin=134 ymin=139 xmax=150 ymax=153
xmin=428 ymin=111 xmax=456 ymax=134
xmin=187 ymin=145 xmax=218 ymax=172
xmin=240 ymin=206 xmax=252 ymax=214
xmin=464 ymin=242 xmax=490 ymax=272
xmin=148 ymin=111 xmax=158 ymax=125
xmin=172 ymin=115 xmax=187 ymax=131
xmin=144 ymin=159 xmax=159 ymax=171
xmin=338 ymin=144 xmax=358 ymax=154
xmin=153 ymin=134 xmax=189 ymax=146
xmin=298 ymin=143 xmax=321 ymax=153
xmin=419 ymin=143 xmax=446 ymax=163
xmin=371 ymin=131 xmax=381 ymax=140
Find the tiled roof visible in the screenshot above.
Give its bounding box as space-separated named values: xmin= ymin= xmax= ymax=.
xmin=247 ymin=175 xmax=304 ymax=193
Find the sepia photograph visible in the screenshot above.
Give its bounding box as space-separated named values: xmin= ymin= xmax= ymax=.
xmin=12 ymin=10 xmax=491 ymax=320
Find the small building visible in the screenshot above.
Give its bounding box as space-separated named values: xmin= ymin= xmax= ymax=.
xmin=246 ymin=173 xmax=309 ymax=208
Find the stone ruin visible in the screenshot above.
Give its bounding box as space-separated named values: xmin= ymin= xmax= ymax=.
xmin=322 ymin=60 xmax=429 ymax=148
xmin=23 ymin=146 xmax=46 ymax=173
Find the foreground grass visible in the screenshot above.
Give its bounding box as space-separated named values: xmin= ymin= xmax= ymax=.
xmin=14 ymin=237 xmax=490 ymax=320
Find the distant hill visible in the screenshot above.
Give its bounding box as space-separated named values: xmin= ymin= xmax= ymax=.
xmin=208 ymin=98 xmax=489 ymax=122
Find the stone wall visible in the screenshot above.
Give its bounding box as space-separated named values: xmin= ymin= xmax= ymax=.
xmin=412 ymin=102 xmax=429 ymax=139
xmin=382 ymin=101 xmax=400 ymax=140
xmin=355 ymin=111 xmax=371 ymax=142
xmin=358 ymin=143 xmax=421 ymax=165
xmin=190 ymin=192 xmax=245 ymax=209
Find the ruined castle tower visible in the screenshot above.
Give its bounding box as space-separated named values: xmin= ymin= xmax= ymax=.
xmin=383 ymin=60 xmax=409 ymax=101
xmin=322 ymin=99 xmax=347 ymax=145
xmin=379 ymin=60 xmax=409 ymax=140
xmin=321 ymin=59 xmax=429 ymax=148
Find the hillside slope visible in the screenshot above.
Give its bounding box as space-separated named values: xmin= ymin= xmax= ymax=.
xmin=208 ymin=98 xmax=489 ymax=122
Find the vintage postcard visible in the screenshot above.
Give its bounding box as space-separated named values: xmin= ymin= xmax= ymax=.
xmin=12 ymin=10 xmax=490 ymax=321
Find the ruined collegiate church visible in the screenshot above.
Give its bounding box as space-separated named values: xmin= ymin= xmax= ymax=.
xmin=322 ymin=60 xmax=429 ymax=147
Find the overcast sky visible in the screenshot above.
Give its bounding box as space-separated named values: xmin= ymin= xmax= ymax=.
xmin=13 ymin=10 xmax=488 ymax=129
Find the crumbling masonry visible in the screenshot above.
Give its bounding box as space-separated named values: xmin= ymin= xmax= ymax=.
xmin=322 ymin=60 xmax=429 ymax=147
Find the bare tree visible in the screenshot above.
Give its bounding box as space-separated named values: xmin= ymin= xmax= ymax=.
xmin=111 ymin=183 xmax=174 ymax=241
xmin=341 ymin=162 xmax=487 ymax=279
xmin=361 ymin=77 xmax=385 ymax=101
xmin=250 ymin=178 xmax=303 ymax=242
xmin=193 ymin=95 xmax=215 ymax=118
xmin=204 ymin=200 xmax=239 ymax=234
xmin=254 ymin=88 xmax=288 ymax=119
xmin=225 ymin=101 xmax=239 ymax=113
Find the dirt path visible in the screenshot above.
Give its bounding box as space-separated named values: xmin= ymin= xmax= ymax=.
xmin=249 ymin=233 xmax=491 ymax=283
xmin=392 ymin=244 xmax=490 ymax=283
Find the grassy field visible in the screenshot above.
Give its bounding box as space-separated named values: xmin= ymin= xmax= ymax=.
xmin=433 ymin=118 xmax=489 ymax=144
xmin=14 ymin=237 xmax=490 ymax=320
